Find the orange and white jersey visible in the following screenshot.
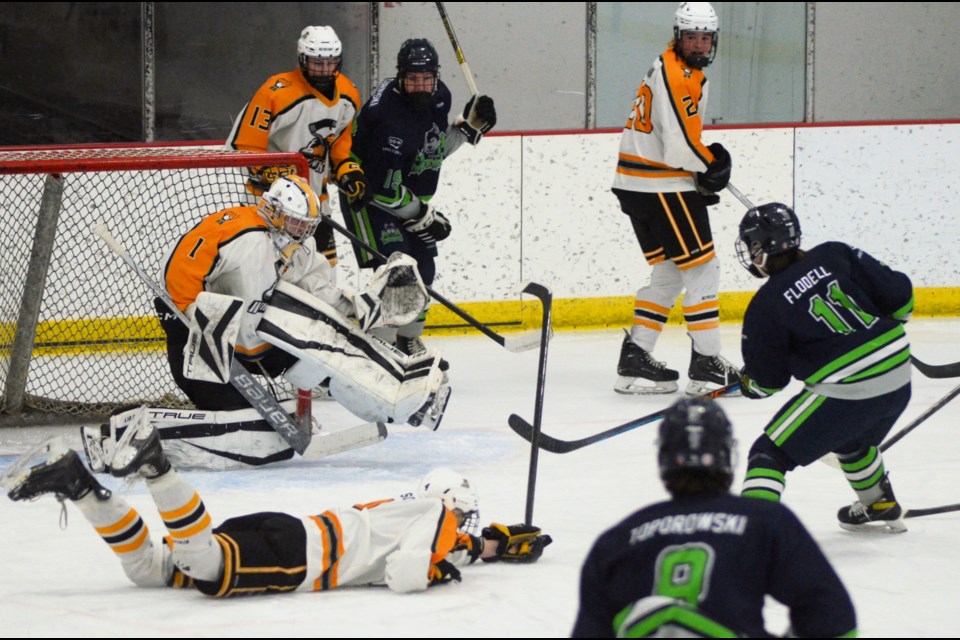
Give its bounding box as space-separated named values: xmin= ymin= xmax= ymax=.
xmin=227 ymin=71 xmax=361 ymax=208
xmin=613 ymin=47 xmax=715 ymax=193
xmin=299 ymin=497 xmax=459 ymax=593
xmin=160 ymin=205 xmax=339 ymax=359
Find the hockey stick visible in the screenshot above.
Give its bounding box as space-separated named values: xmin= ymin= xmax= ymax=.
xmin=725 ymin=182 xmax=755 ymax=209
xmin=435 ymin=2 xmax=479 ymax=96
xmin=94 ymin=223 xmax=312 ymax=455
xmin=910 ymin=355 xmax=960 ymax=379
xmin=508 ymin=383 xmax=741 ymax=454
xmin=905 ymin=503 xmax=960 ymax=518
xmin=879 ymin=381 xmax=960 ymax=452
xmin=521 ymin=283 xmax=553 ymax=525
xmin=320 ymin=214 xmax=541 ymax=353
xmin=301 ymin=422 xmax=388 ymax=460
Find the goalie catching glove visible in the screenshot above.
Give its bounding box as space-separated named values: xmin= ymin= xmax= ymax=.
xmin=481 ymin=523 xmax=553 ymax=564
xmin=457 ymin=95 xmax=497 ymax=145
xmin=404 ymin=202 xmax=452 ymax=244
xmin=352 ymin=252 xmax=430 ymax=331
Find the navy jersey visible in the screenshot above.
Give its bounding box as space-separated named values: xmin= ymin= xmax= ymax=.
xmin=742 ymin=242 xmax=914 ymax=399
xmin=350 ymin=78 xmax=455 ymax=206
xmin=572 ymin=493 xmax=856 ymax=638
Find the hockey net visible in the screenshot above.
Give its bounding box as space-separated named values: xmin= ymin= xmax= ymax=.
xmin=0 ymin=145 xmax=309 ymax=425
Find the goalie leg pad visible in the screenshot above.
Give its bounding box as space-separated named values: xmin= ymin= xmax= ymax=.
xmin=260 ymin=281 xmax=445 ymax=425
xmin=183 ymin=292 xmax=244 ymax=384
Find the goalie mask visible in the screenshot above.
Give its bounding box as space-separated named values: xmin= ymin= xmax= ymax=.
xmin=298 ymin=25 xmax=342 ymax=93
xmin=735 ymin=202 xmax=802 ymax=278
xmin=657 ymin=397 xmax=735 ymax=478
xmin=418 ymin=468 xmax=480 ymax=535
xmin=258 ymin=176 xmax=321 ymax=257
xmin=673 ymin=2 xmax=718 ymax=69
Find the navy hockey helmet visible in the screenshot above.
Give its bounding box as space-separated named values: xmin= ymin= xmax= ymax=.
xmin=657 ymin=397 xmax=735 ymax=478
xmin=397 ymin=38 xmax=440 ymax=108
xmin=735 ymin=202 xmax=802 ymax=278
xmin=672 ymin=2 xmax=719 ymax=69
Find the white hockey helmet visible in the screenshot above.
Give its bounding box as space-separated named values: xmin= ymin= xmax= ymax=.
xmin=673 ymin=2 xmax=719 ymax=69
xmin=258 ymin=175 xmax=321 ymax=248
xmin=297 ymin=25 xmax=342 ymax=92
xmin=417 ymin=468 xmax=480 ymax=535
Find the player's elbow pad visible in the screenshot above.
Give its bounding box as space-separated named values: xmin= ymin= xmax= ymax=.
xmin=384 ymin=549 xmax=431 ymax=593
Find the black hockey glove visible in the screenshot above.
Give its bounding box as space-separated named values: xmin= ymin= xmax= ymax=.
xmin=336 ymin=161 xmax=368 ymax=204
xmin=481 ymin=523 xmax=553 ymax=564
xmin=458 ymin=95 xmax=497 ymax=145
xmin=403 ymin=202 xmax=452 ymax=244
xmin=739 ymin=367 xmax=766 ymax=400
xmin=429 ymin=559 xmax=462 ymax=586
xmin=695 ymin=142 xmax=731 ymax=193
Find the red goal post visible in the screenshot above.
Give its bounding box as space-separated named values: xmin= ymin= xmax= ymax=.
xmin=0 ymin=144 xmax=309 ymax=425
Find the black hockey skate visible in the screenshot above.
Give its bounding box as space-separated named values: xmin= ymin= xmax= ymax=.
xmin=3 ymin=439 xmax=111 ymax=503
xmin=686 ymin=350 xmax=741 ymax=396
xmin=615 ymin=331 xmax=679 ymax=395
xmin=837 ymin=476 xmax=906 ymax=533
xmin=408 ymin=385 xmax=452 ymax=431
xmin=109 ymin=407 xmax=171 ymax=480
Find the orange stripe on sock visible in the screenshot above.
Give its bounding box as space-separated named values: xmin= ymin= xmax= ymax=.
xmin=687 ymin=321 xmax=720 ymax=331
xmin=682 ymin=300 xmax=719 ymax=314
xmin=96 ymin=508 xmax=139 ymax=536
xmin=634 ymin=300 xmax=672 ymax=315
xmin=111 ymin=525 xmax=150 ymax=554
xmin=159 ymin=492 xmax=201 ymax=521
xmin=633 ymin=317 xmax=664 ymax=332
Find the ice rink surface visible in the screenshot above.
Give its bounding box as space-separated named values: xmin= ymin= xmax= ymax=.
xmin=2 ymin=320 xmax=959 ymax=637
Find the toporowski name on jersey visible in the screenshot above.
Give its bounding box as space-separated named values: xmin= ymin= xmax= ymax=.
xmin=783 ymin=266 xmax=832 ymax=305
xmin=629 ymin=512 xmax=748 ymax=543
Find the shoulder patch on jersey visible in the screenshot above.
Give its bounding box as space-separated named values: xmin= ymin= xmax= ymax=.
xmin=270 ymin=78 xmax=292 ymax=92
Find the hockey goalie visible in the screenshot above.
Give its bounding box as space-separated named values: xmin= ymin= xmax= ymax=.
xmin=84 ymin=176 xmax=450 ymax=471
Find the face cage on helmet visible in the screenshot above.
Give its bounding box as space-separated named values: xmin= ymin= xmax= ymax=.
xmin=735 ymin=235 xmax=768 ymax=278
xmin=456 ymin=508 xmax=480 ymax=536
xmin=673 ymin=29 xmax=718 ymax=69
xmin=300 ymin=54 xmax=341 ymax=90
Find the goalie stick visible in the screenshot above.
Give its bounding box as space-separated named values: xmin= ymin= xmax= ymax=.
xmin=320 ymin=214 xmax=541 ymax=353
xmin=520 ymin=282 xmax=552 ymax=525
xmin=94 ymin=223 xmax=312 ymax=455
xmin=509 ymin=383 xmax=741 ymax=454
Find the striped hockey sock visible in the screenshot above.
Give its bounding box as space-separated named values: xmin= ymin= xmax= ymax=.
xmin=741 ymin=467 xmax=786 ymax=502
xmin=838 ymin=446 xmax=886 ymax=505
xmin=145 ymin=470 xmax=220 ymax=582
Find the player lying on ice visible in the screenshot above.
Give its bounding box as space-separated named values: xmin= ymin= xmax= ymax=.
xmin=85 ymin=175 xmax=452 ymax=470
xmin=3 ymin=417 xmax=552 ymax=596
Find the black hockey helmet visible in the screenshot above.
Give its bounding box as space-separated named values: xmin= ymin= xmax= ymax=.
xmin=397 ymin=38 xmax=440 ymax=76
xmin=735 ymin=202 xmax=802 ymax=278
xmin=657 ymin=397 xmax=735 ymax=479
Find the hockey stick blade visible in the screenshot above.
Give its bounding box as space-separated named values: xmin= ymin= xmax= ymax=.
xmin=905 ymin=503 xmax=960 ymax=519
xmin=95 ymin=223 xmax=312 ymax=455
xmin=911 ymin=356 xmax=960 ymax=379
xmin=301 ymin=422 xmax=388 ymax=460
xmin=508 ymin=383 xmax=740 ymax=454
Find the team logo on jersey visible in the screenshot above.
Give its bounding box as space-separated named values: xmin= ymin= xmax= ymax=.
xmin=423 ymin=123 xmax=442 ymax=157
xmin=388 ymin=136 xmax=403 ymax=150
xmin=299 ymin=118 xmax=339 ymax=172
xmin=410 ymin=124 xmax=445 ymax=176
xmin=381 ymin=222 xmax=404 ymax=245
xmin=270 ymin=78 xmax=291 ymax=91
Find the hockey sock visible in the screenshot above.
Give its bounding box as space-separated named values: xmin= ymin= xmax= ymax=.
xmin=145 ymin=471 xmax=221 ymax=582
xmin=837 ymin=446 xmax=886 ymax=505
xmin=73 ymin=492 xmax=169 ymax=587
xmin=741 ymin=467 xmax=786 ymax=502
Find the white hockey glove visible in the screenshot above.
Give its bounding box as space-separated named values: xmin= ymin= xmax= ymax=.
xmin=457 ymin=95 xmax=497 ymax=145
xmin=182 ymin=292 xmax=243 ymax=383
xmin=353 ymin=252 xmax=430 ymax=331
xmin=403 ymin=202 xmax=452 ymax=244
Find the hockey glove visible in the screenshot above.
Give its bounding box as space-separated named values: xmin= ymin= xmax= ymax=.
xmin=458 ymin=95 xmax=497 ymax=145
xmin=740 ymin=367 xmax=772 ymax=400
xmin=695 ymin=142 xmax=732 ymax=193
xmin=403 ymin=202 xmax=452 ymax=244
xmin=429 ymin=559 xmax=462 ymax=586
xmin=481 ymin=523 xmax=553 ymax=564
xmin=336 ymin=161 xmax=369 ymax=204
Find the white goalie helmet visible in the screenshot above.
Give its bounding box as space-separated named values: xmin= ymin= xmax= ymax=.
xmin=298 ymin=26 xmax=342 ymax=92
xmin=257 ymin=175 xmax=321 ymax=252
xmin=673 ymin=2 xmax=719 ymax=68
xmin=417 ymin=468 xmax=480 ymax=535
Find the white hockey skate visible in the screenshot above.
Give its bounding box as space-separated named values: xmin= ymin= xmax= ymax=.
xmin=408 ymin=384 xmax=452 ymax=431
